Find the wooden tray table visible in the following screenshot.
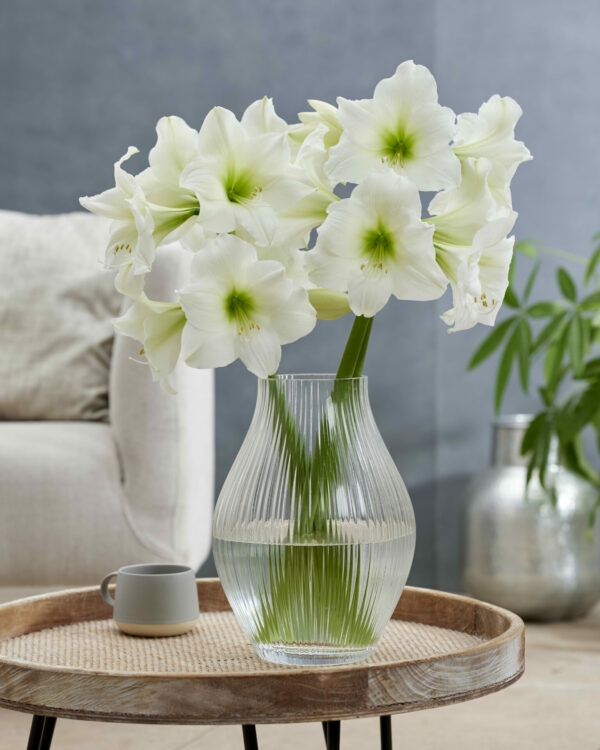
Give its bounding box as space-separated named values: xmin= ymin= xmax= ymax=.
xmin=0 ymin=579 xmax=524 ymax=749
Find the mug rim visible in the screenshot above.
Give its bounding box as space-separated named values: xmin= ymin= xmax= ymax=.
xmin=118 ymin=563 xmax=193 ymax=577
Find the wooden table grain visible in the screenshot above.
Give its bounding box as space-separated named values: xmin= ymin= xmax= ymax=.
xmin=0 ymin=580 xmax=523 ymax=727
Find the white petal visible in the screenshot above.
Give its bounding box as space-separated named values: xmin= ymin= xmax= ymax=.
xmin=401 ymin=144 xmax=460 ymax=191
xmin=241 ymin=97 xmax=289 ymax=136
xmin=234 ymin=202 xmax=279 ymax=246
xmin=266 ymin=286 xmax=316 ymax=344
xmin=178 ymin=282 xmax=229 ymax=331
xmin=143 ymin=306 xmax=186 ymax=376
xmin=235 ymin=326 xmax=282 ymax=378
xmin=114 ymin=263 xmax=146 ymax=299
xmin=188 ymin=234 xmax=257 ymax=284
xmin=182 ymin=325 xmax=236 ymax=369
xmin=454 ymin=95 xmax=532 ymax=176
xmin=113 ymin=147 xmax=140 ymax=197
xmin=149 ymin=116 xmax=199 ymax=189
xmin=79 ymin=187 xmax=131 ymax=220
xmin=347 ymin=267 xmax=393 ymax=317
xmin=197 ymin=106 xmax=245 ymax=156
xmin=373 ymin=60 xmax=439 ymax=113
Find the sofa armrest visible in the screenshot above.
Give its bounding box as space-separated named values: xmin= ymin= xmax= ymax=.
xmin=109 ymin=244 xmax=214 ymax=571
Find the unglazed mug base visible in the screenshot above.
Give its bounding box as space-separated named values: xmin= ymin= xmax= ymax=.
xmin=115 ymin=619 xmax=198 ymax=637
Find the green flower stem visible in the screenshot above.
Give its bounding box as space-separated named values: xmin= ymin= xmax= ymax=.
xmin=336 ymin=315 xmax=374 ymax=379
xmin=256 ymin=314 xmax=379 ymax=649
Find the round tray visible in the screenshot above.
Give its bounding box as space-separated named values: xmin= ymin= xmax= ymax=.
xmin=0 ymin=580 xmax=524 ymax=725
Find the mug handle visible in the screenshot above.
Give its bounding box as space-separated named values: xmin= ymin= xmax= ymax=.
xmin=100 ymin=572 xmax=118 ymax=607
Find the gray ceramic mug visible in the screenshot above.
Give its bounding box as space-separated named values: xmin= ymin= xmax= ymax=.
xmin=100 ymin=563 xmax=200 ymax=637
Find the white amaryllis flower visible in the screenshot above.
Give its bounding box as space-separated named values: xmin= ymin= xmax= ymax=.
xmin=308 ymin=172 xmax=447 ymax=317
xmin=113 ymin=295 xmax=186 ymax=392
xmin=272 ymin=123 xmax=339 ymax=250
xmin=453 ymin=96 xmax=532 ymax=177
xmin=145 ymin=115 xmax=209 ymax=252
xmin=80 ymin=140 xmax=201 ymax=297
xmin=289 ymin=99 xmax=343 ymax=152
xmin=80 ymin=147 xmax=155 ymax=298
xmin=428 ymin=157 xmax=518 ymax=331
xmin=178 ymin=234 xmax=316 ymax=377
xmin=180 ymin=106 xmax=313 ymax=247
xmin=325 ymin=61 xmax=460 ymax=191
xmin=453 ymin=95 xmax=532 ymax=208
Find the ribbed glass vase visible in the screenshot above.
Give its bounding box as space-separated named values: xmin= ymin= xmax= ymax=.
xmin=213 ymin=374 xmax=416 ymax=666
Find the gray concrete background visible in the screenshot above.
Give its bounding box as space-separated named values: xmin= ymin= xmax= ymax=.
xmin=1 ymin=0 xmax=598 ymax=588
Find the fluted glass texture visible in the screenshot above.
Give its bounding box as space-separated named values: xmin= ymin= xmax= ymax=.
xmin=213 ymin=375 xmax=416 ymax=665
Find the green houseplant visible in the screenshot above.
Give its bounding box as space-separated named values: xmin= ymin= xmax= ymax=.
xmin=469 ymin=235 xmax=600 ymax=521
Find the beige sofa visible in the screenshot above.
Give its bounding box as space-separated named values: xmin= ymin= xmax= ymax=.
xmin=0 ymin=212 xmax=214 ymax=586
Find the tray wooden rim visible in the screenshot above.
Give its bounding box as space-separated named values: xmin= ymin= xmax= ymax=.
xmin=0 ymin=579 xmax=525 ymax=724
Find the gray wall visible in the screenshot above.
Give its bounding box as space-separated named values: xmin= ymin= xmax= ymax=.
xmin=1 ymin=0 xmax=598 ymax=588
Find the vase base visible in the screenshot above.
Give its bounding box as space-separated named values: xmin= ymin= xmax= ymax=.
xmin=254 ymin=642 xmax=374 ymax=666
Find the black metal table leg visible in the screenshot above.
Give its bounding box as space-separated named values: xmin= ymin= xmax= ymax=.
xmin=380 ymin=715 xmax=392 ymax=750
xmin=27 ymin=716 xmax=56 ymax=750
xmin=323 ymin=720 xmax=340 ymax=750
xmin=242 ymin=723 xmax=258 ymax=750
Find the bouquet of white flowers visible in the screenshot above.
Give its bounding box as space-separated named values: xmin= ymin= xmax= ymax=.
xmin=81 ymin=60 xmax=530 ymax=390
xmin=81 ymin=61 xmax=530 ymax=666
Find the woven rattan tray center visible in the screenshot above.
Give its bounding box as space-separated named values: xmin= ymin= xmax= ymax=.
xmin=0 ymin=610 xmax=481 ymax=675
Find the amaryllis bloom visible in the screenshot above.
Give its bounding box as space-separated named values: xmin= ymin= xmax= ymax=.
xmin=274 ymin=123 xmax=339 ymax=249
xmin=308 ymin=171 xmax=447 ymax=317
xmin=80 ymin=143 xmax=201 ymax=297
xmin=428 ymin=158 xmax=518 ymax=331
xmin=178 ymin=235 xmax=316 ymax=377
xmin=289 ymin=99 xmax=343 ymax=152
xmin=453 ymin=96 xmax=532 ymax=180
xmin=453 ymin=96 xmax=532 ymax=209
xmin=325 ymin=61 xmax=460 ymax=191
xmin=180 ymin=106 xmax=314 ymax=247
xmin=440 ymin=220 xmax=515 ymax=332
xmin=113 ymin=295 xmax=186 ymax=392
xmin=80 ymin=147 xmax=155 ymax=298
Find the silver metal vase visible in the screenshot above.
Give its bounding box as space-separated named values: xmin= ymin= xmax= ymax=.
xmin=464 ymin=414 xmax=600 ymax=620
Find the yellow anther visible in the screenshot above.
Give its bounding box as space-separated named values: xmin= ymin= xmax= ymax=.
xmin=139 ymin=347 xmax=145 ymax=355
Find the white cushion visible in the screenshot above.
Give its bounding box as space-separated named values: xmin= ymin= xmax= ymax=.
xmin=0 ymin=421 xmax=166 ymax=584
xmin=0 ymin=210 xmax=120 ymax=421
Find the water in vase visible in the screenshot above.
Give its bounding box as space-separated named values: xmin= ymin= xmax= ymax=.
xmin=214 ymin=523 xmax=415 ymax=665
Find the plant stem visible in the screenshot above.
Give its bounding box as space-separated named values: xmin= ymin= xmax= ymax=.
xmin=336 ymin=315 xmax=374 ymax=379
xmin=537 ymin=243 xmax=587 ymax=266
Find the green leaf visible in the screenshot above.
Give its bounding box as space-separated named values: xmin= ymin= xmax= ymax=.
xmin=584 ymin=242 xmax=600 ymax=285
xmin=467 ymin=316 xmax=516 ymax=370
xmin=557 ymin=267 xmax=577 ymax=301
xmin=543 ymin=321 xmax=569 ymax=392
xmin=523 ymin=260 xmax=541 ymax=303
xmin=527 ymin=301 xmax=563 ymax=318
xmin=557 ymin=379 xmax=600 ymax=442
xmin=503 ymin=285 xmax=520 ymax=308
xmin=579 ymin=357 xmax=600 ymax=379
xmin=514 ymin=239 xmax=538 ymax=258
xmin=532 ymin=311 xmax=567 ymax=354
xmin=517 ymin=319 xmax=532 ymax=391
xmin=494 ymin=327 xmax=519 ymax=413
xmin=568 ymin=314 xmax=586 ymax=374
xmin=579 ymin=290 xmax=600 ymax=310
xmin=521 ymin=412 xmax=546 ymax=456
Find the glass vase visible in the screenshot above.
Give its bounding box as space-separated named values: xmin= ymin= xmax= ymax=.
xmin=213 ymin=374 xmax=416 ymax=666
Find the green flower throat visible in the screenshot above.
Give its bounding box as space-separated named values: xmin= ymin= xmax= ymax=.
xmin=225 ymin=288 xmax=258 ymax=333
xmin=224 ymin=167 xmax=262 ymax=204
xmin=380 ymin=125 xmax=416 ymax=166
xmin=362 ymin=222 xmax=396 ymax=268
